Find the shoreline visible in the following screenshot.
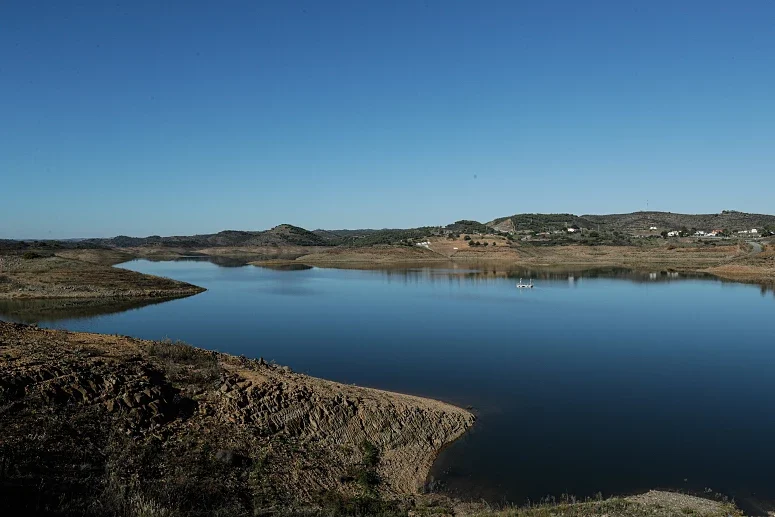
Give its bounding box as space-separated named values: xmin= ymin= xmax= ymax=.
xmin=0 ymin=251 xmax=760 ymax=515
xmin=0 ymin=321 xmax=748 ymax=516
xmin=0 ymin=321 xmax=474 ymax=513
xmin=2 ymin=242 xmax=772 ymax=307
xmin=0 ymin=252 xmax=206 ymax=302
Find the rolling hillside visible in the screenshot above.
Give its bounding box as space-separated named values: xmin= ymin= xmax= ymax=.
xmin=6 ymin=211 xmax=773 ymax=253
xmin=489 ymin=210 xmax=775 ymax=233
xmin=82 ymin=224 xmax=330 ymax=249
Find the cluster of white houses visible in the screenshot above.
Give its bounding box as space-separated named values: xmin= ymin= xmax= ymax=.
xmin=667 ymin=228 xmax=761 ymax=237
xmin=560 ymin=227 xmax=766 ymax=237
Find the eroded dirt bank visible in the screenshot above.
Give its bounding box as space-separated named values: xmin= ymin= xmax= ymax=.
xmin=0 ymin=253 xmax=205 ymax=302
xmin=0 ymin=322 xmax=474 ymax=515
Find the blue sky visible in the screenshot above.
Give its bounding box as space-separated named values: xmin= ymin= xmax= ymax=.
xmin=2 ymin=1 xmax=774 ymax=238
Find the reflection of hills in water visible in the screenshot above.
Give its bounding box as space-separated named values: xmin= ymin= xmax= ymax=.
xmin=254 ymin=263 xmax=313 ymax=271
xmin=0 ymin=297 xmax=181 ymax=324
xmin=151 ymin=255 xmax=312 ymax=268
xmin=372 ymin=265 xmax=701 ymax=283
xmin=3 ymin=264 xmax=771 ymax=324
xmin=370 ymin=264 xmax=775 ymax=295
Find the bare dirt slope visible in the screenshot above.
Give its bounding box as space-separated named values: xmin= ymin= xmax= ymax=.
xmin=0 ymin=322 xmax=474 ymax=515
xmin=706 ymin=243 xmax=775 ymax=282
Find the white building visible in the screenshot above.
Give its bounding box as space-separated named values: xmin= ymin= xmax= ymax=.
xmin=751 ymin=229 xmax=759 ymax=234
xmin=650 ymin=226 xmax=658 ymax=230
xmin=667 ymin=231 xmax=680 ymax=237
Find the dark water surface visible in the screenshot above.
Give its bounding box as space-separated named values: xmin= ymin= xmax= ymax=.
xmin=2 ymin=259 xmax=774 ymax=503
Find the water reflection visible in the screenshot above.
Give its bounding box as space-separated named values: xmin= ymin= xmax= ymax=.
xmin=1 ymin=259 xmax=773 ymax=504
xmin=362 ymin=265 xmax=714 ymax=285
xmin=0 ymin=296 xmax=180 ymax=324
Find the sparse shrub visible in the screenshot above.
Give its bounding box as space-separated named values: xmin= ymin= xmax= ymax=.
xmin=360 ymin=440 xmax=379 ymax=468
xmin=355 ymin=468 xmax=380 ymax=489
xmin=148 ymin=339 xmax=220 ymax=387
xmin=149 ymin=339 xmax=202 ymax=362
xmin=22 ymin=251 xmax=41 ymax=260
xmin=463 ymin=235 xmax=471 ymax=241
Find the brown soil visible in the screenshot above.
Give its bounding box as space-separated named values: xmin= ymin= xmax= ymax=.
xmin=463 ymin=491 xmax=741 ymax=517
xmin=296 ymin=245 xmax=449 ymax=265
xmin=705 ymin=245 xmax=775 ymax=282
xmin=54 ymin=248 xmax=137 ymax=266
xmin=0 ymin=321 xmax=474 ymax=515
xmin=0 ymin=253 xmax=205 ymax=301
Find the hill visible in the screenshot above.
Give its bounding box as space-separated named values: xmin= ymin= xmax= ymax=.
xmin=5 ymin=211 xmax=773 ymax=254
xmin=82 ymin=224 xmax=330 ymax=249
xmin=488 ymin=213 xmax=593 ymax=233
xmin=489 ymin=210 xmax=775 ymax=233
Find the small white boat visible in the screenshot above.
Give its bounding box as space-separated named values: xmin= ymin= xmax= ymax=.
xmin=516 ymin=278 xmax=534 ymax=289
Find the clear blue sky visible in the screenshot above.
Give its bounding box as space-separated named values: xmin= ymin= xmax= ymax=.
xmin=2 ymin=1 xmax=774 ymax=238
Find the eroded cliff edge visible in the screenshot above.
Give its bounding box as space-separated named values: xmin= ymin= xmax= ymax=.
xmin=0 ymin=321 xmax=474 ymax=515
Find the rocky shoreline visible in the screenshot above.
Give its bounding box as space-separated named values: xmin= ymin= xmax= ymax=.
xmin=0 ymin=322 xmax=474 ymax=515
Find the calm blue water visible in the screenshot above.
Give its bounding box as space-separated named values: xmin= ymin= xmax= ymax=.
xmin=2 ymin=259 xmax=774 ymax=504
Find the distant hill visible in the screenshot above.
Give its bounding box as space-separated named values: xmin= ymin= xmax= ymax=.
xmin=489 ymin=211 xmax=775 ymax=233
xmin=488 ymin=213 xmax=592 ymax=233
xmin=444 ymin=220 xmax=493 ymax=234
xmin=6 ymin=211 xmax=773 ymax=252
xmin=83 ymin=224 xmax=330 ymax=249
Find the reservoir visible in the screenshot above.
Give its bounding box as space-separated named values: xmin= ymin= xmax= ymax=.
xmin=1 ymin=259 xmax=773 ymax=504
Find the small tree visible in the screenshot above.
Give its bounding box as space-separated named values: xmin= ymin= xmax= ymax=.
xmin=464 ymin=235 xmax=471 ymax=241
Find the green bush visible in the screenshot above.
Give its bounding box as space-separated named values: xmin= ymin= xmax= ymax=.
xmin=360 ymin=440 xmax=379 ymax=468
xmin=22 ymin=251 xmax=41 ymax=260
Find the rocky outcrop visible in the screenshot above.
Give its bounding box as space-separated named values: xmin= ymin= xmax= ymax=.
xmin=212 ymin=364 xmax=474 ymax=495
xmin=0 ymin=322 xmax=474 ymax=514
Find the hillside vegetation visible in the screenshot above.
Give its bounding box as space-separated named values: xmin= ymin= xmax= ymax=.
xmin=489 ymin=211 xmax=775 ymax=234
xmin=82 ymin=224 xmax=330 ymax=249
xmin=6 ymin=211 xmax=772 ymax=254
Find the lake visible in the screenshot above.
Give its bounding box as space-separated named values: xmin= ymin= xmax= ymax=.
xmin=2 ymin=259 xmax=774 ymax=504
